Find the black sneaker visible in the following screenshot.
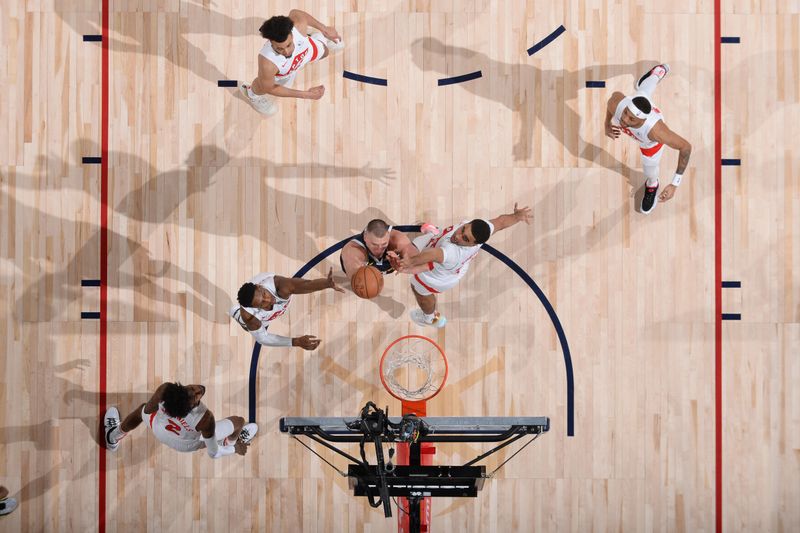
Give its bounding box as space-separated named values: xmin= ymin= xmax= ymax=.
xmin=641 ymin=183 xmax=659 ymax=214
xmin=635 ymin=64 xmax=670 ymax=91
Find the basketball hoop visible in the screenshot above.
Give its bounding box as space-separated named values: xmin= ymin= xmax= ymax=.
xmin=380 ymin=335 xmax=448 ymax=403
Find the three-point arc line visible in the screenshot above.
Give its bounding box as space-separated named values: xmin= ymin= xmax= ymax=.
xmin=247 ymin=225 xmax=575 ymax=437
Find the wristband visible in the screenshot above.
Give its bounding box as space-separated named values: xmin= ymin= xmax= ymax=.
xmin=671 ymin=173 xmax=683 ymax=186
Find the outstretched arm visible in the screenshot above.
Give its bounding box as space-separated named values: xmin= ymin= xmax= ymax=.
xmin=274 ymin=268 xmax=344 ymax=297
xmin=488 ymin=203 xmax=532 ymax=233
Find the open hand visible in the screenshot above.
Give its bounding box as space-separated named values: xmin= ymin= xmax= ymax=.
xmin=235 ymin=440 xmax=248 ymax=456
xmin=659 ymin=184 xmax=677 ymax=202
xmin=512 ymin=203 xmax=532 ymax=224
xmin=326 ymin=267 xmax=345 ymax=293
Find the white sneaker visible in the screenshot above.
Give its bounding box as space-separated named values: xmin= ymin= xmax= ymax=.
xmin=635 ymin=63 xmax=670 ymax=91
xmin=410 ymin=309 xmax=447 ymax=329
xmin=0 ymin=497 xmax=18 ymax=516
xmin=238 ymin=423 xmax=259 ymax=444
xmin=239 ymin=84 xmax=278 ymax=116
xmin=104 ymin=406 xmax=121 ymax=452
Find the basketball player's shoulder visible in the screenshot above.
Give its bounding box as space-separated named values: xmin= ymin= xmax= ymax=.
xmin=607 ymin=91 xmax=625 ymax=107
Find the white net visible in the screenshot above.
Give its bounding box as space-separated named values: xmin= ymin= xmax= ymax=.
xmin=380 ymin=336 xmax=447 ymax=401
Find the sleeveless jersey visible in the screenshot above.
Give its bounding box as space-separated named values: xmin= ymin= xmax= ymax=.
xmin=229 ymin=273 xmax=291 ymax=331
xmin=148 ymin=401 xmax=208 ymax=453
xmin=340 ymin=227 xmax=395 ymax=274
xmin=612 ymin=96 xmax=664 ymax=153
xmin=414 ymin=221 xmax=494 ymax=292
xmin=259 ymin=27 xmax=321 ymax=81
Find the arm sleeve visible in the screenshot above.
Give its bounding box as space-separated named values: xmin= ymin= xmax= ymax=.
xmin=203 ymin=435 xmax=236 ymax=459
xmin=250 ymin=327 xmax=293 ymax=347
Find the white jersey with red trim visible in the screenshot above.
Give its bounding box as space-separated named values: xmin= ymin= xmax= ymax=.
xmin=413 ymin=220 xmax=495 ymax=293
xmin=612 ymin=96 xmax=664 ymax=150
xmin=259 ymin=28 xmax=321 ymax=82
xmin=229 ymin=272 xmax=291 ymax=331
xmin=148 ymin=401 xmax=208 ymax=453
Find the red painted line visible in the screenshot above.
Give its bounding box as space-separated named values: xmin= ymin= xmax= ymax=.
xmin=714 ymin=0 xmax=723 ymax=531
xmin=98 ymin=0 xmax=109 ymax=532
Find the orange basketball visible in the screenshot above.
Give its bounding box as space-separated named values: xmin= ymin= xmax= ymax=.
xmin=351 ymin=265 xmax=384 ymax=299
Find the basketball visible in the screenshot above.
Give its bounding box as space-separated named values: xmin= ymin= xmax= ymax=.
xmin=351 ymin=265 xmax=383 ymax=299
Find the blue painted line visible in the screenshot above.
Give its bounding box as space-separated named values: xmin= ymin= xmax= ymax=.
xmin=217 ymin=80 xmax=238 ymax=87
xmin=585 ymin=81 xmax=606 ymax=88
xmin=437 ymin=71 xmax=482 ymax=86
xmin=482 ymin=245 xmax=574 ymax=437
xmin=527 ymin=25 xmax=566 ymax=56
xmin=722 ymin=313 xmax=741 ymax=320
xmin=721 ymin=37 xmax=740 ymax=43
xmin=721 ymin=159 xmax=741 ymax=166
xmin=81 ymin=312 xmax=101 ymax=319
xmin=82 ymin=157 xmax=101 ymax=164
xmin=247 ymin=225 xmax=574 ymax=437
xmin=721 ymin=281 xmax=741 ymax=288
xmin=343 ymin=70 xmax=388 ymax=86
xmin=82 ymin=279 xmax=101 ymax=287
xmin=83 ymin=35 xmax=102 ymax=42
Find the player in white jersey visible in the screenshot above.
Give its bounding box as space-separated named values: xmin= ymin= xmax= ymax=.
xmin=605 ymin=63 xmax=692 ymax=214
xmin=103 ymin=382 xmax=257 ymax=459
xmin=390 ymin=204 xmax=532 ymax=328
xmin=231 ymin=268 xmax=343 ymax=350
xmin=240 ymin=10 xmax=344 ymax=116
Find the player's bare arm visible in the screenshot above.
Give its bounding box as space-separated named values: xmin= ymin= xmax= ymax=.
xmin=649 ymin=121 xmax=692 ymax=202
xmin=274 ymin=268 xmax=344 ymax=297
xmin=288 ymin=9 xmax=341 ymax=43
xmin=605 ymin=92 xmax=625 ymax=139
xmin=489 ymin=203 xmax=532 ymax=232
xmin=397 ymin=247 xmax=444 ymax=272
xmin=341 ymin=241 xmax=370 ymax=277
xmin=237 ymin=307 xmax=262 ymax=331
xmin=196 ymin=410 xmax=216 ymax=440
xmin=253 ymin=55 xmax=323 ymax=100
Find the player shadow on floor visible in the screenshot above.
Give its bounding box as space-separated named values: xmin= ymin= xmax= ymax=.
xmin=410 ymin=38 xmax=653 ymax=177
xmin=1 ymin=182 xmax=228 ymax=324
xmin=58 ymin=2 xmax=393 ymax=88
xmin=0 ymin=358 xmax=156 ymax=501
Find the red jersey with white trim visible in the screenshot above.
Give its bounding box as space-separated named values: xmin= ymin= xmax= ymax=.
xmin=259 ymin=28 xmax=320 ymax=80
xmin=149 ymin=401 xmax=208 ymax=453
xmin=612 ymin=96 xmax=664 ymax=150
xmin=414 ymin=220 xmax=495 ymax=292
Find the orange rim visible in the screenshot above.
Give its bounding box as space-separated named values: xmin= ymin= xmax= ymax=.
xmin=379 ymin=334 xmax=449 ymax=402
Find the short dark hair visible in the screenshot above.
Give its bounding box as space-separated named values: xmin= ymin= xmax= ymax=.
xmin=469 ymin=219 xmax=491 ymax=244
xmin=162 ymin=382 xmax=193 ymax=418
xmin=259 ymin=16 xmax=294 ymax=42
xmin=365 ymin=219 xmax=390 ymax=237
xmin=237 ymin=282 xmax=257 ymax=307
xmin=632 ymin=96 xmax=652 ymax=115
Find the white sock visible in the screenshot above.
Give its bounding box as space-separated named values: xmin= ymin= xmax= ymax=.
xmin=247 ymin=86 xmax=258 ymax=99
xmin=423 ymin=312 xmax=436 ymax=323
xmin=646 ymin=178 xmax=659 ymax=188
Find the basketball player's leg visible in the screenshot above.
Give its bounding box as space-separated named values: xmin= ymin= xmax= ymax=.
xmin=640 ymin=148 xmax=664 ymax=214
xmin=635 ymin=63 xmax=670 ymax=96
xmin=104 ymin=403 xmax=146 ymax=451
xmin=216 ymin=416 xmax=259 ymax=446
xmin=409 ymin=281 xmax=447 ymax=328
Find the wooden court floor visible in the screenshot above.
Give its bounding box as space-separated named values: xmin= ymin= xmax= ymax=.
xmin=1 ymin=1 xmax=798 ymax=531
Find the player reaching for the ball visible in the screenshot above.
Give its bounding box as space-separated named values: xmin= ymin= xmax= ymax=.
xmin=390 ymin=204 xmax=532 ymax=328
